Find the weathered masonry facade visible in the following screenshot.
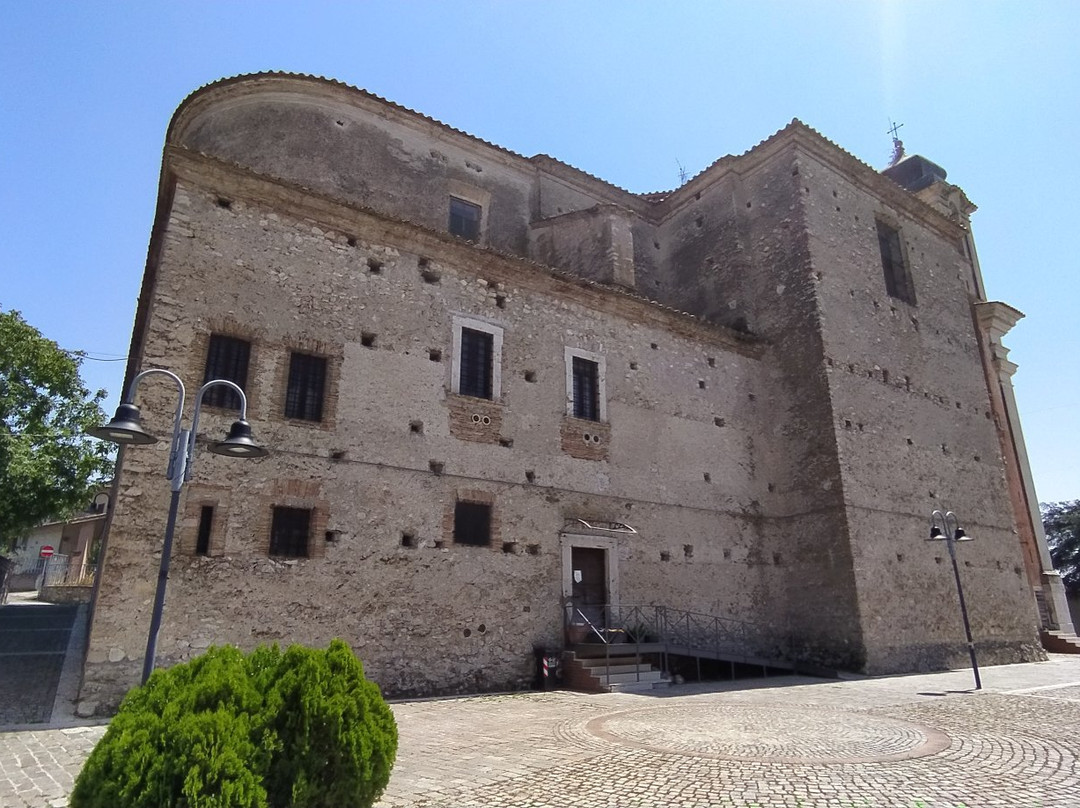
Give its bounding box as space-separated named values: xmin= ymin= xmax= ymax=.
xmin=81 ymin=73 xmax=1071 ymax=711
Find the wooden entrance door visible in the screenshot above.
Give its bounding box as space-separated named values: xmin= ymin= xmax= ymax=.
xmin=571 ymin=546 xmax=608 ymax=626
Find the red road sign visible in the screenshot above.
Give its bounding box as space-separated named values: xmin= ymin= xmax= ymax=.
xmin=39 ymin=545 xmax=55 ymax=558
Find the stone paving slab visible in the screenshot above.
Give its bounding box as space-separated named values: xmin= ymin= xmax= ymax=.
xmin=1 ymin=656 xmax=1078 ymax=807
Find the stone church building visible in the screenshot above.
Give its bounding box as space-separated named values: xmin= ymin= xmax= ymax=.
xmin=79 ymin=73 xmax=1072 ymax=709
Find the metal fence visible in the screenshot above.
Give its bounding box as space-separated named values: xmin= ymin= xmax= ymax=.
xmin=41 ymin=554 xmax=95 ymax=587
xmin=564 ymin=602 xmax=792 ymax=667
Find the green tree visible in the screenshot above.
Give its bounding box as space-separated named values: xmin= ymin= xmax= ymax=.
xmin=1043 ymin=500 xmax=1080 ymax=594
xmin=0 ymin=308 xmax=113 ymax=550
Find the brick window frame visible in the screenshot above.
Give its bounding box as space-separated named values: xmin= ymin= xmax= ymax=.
xmin=564 ymin=347 xmax=607 ymax=422
xmin=451 ymin=316 xmax=503 ymax=401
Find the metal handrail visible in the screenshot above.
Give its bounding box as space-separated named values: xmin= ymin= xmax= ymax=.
xmin=564 ymin=602 xmax=794 ymax=687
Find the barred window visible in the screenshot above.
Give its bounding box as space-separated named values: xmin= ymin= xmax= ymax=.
xmin=454 ymin=501 xmax=491 ymax=546
xmin=269 ymin=506 xmax=311 ymax=558
xmin=572 ymin=357 xmax=600 ymax=421
xmin=449 ymin=197 xmax=482 ymax=240
xmin=459 ymin=328 xmax=494 ymax=399
xmin=195 ymin=505 xmax=214 ymax=556
xmin=285 ymin=352 xmax=326 ymax=422
xmin=877 ymin=221 xmax=917 ymax=306
xmin=203 ymin=335 xmax=250 ymax=409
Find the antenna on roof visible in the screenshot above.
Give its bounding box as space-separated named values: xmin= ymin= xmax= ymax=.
xmin=676 ymin=159 xmax=688 ymax=185
xmin=887 ymin=120 xmax=905 ymax=167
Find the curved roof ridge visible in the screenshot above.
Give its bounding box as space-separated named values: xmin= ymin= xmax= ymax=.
xmin=169 ymin=72 xmax=638 ymax=198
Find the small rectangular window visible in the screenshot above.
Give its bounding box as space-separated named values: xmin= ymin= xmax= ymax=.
xmin=449 ymin=197 xmax=482 ymax=240
xmin=572 ymin=357 xmax=601 ymax=421
xmin=459 ymin=328 xmax=494 ymax=399
xmin=270 ymin=506 xmax=311 ymax=558
xmin=203 ymin=335 xmax=251 ymax=409
xmin=195 ymin=505 xmax=214 ymax=556
xmin=285 ymin=352 xmax=327 ymax=421
xmin=876 ymin=221 xmax=916 ymax=305
xmin=454 ymin=501 xmax=491 ymax=546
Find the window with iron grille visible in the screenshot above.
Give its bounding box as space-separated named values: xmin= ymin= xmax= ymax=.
xmin=203 ymin=335 xmax=251 ymax=409
xmin=285 ymin=352 xmax=327 ymax=422
xmin=448 ymin=196 xmax=482 ymax=240
xmin=876 ymin=221 xmax=917 ymax=306
xmin=454 ymin=501 xmax=491 ymax=546
xmin=572 ymin=357 xmax=601 ymax=421
xmin=459 ymin=328 xmax=494 ymax=399
xmin=269 ymin=506 xmax=311 ymax=558
xmin=195 ymin=505 xmax=214 ymax=556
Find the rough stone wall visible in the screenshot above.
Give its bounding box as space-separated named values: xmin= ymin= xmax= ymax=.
xmin=84 ymin=76 xmax=1046 ymax=710
xmin=82 ymin=172 xmax=775 ymax=709
xmin=797 ymin=150 xmax=1043 ymax=672
xmin=529 ymin=205 xmax=636 ymax=288
xmin=634 ymin=147 xmax=865 ymax=669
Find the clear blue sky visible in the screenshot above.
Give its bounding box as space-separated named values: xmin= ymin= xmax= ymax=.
xmin=3 ymin=2 xmax=1077 ymax=503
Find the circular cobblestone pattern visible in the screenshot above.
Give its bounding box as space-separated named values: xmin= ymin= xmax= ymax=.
xmin=586 ymin=703 xmax=952 ymax=764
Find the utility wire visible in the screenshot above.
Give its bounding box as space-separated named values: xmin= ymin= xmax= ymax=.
xmin=61 ymin=348 xmax=128 ymax=362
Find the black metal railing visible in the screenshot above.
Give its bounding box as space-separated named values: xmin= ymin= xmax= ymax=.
xmin=563 ymin=602 xmax=793 ymax=687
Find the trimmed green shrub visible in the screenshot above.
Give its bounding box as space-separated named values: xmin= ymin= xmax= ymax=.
xmin=71 ymin=640 xmax=397 ymax=808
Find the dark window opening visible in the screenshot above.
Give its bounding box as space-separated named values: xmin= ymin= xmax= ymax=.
xmin=459 ymin=328 xmax=493 ymax=399
xmin=449 ymin=197 xmax=482 ymax=240
xmin=877 ymin=221 xmax=916 ymax=305
xmin=285 ymin=352 xmax=327 ymax=422
xmin=572 ymin=356 xmax=600 ymax=421
xmin=270 ymin=506 xmax=311 ymax=558
xmin=203 ymin=335 xmax=251 ymax=410
xmin=195 ymin=505 xmax=214 ymax=556
xmin=454 ymin=501 xmax=491 ymax=546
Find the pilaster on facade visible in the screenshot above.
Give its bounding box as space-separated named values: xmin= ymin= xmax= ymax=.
xmin=974 ymin=300 xmax=1076 ymax=633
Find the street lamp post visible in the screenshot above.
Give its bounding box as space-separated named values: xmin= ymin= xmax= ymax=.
xmin=90 ymin=368 xmax=268 ymax=683
xmin=928 ymin=509 xmax=981 ymax=690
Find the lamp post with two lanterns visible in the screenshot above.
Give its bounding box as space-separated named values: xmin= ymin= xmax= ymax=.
xmin=928 ymin=509 xmax=981 ymax=690
xmin=90 ymin=368 xmax=268 ymax=684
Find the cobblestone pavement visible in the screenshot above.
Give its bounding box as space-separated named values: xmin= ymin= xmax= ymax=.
xmin=1 ymin=656 xmax=1078 ymax=807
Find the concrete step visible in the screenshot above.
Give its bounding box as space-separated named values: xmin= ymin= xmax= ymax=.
xmin=597 ymin=670 xmax=665 ymax=686
xmin=1041 ymin=630 xmax=1080 ymax=654
xmin=562 ymin=649 xmax=668 ymax=694
xmin=579 ymin=660 xmax=655 ymax=674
